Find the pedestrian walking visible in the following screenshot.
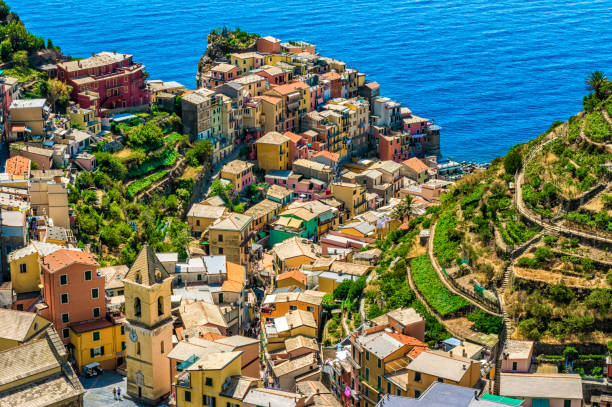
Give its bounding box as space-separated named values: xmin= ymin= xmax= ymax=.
xmin=117 ymin=387 xmax=121 ymax=400
xmin=113 ymin=387 xmax=117 ymax=400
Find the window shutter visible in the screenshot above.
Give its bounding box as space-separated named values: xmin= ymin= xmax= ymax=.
xmin=101 ymin=346 xmax=105 ymax=355
xmin=212 ymin=397 xmax=216 ymax=407
xmin=90 ymin=348 xmax=94 ymax=358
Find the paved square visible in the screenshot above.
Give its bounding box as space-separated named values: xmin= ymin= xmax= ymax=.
xmin=80 ymin=370 xmax=146 ymax=407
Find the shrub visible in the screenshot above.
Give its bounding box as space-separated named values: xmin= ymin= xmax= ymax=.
xmin=517 ymin=257 xmax=540 ymax=268
xmin=467 ymin=310 xmax=502 ymax=334
xmin=367 ymin=303 xmax=383 ymax=319
xmin=547 ymin=281 xmax=574 ymax=304
xmin=504 ymin=147 xmax=522 ymax=175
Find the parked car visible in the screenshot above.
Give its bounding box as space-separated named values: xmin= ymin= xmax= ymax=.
xmin=83 ymin=362 xmax=103 ymax=378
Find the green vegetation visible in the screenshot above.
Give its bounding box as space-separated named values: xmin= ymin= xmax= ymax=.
xmin=210 ymin=26 xmax=259 ymax=49
xmin=0 ymin=1 xmax=52 ymax=63
xmin=584 ymin=111 xmax=611 ymax=143
xmin=410 ymin=255 xmax=470 ymax=316
xmin=467 ymin=309 xmax=502 ymax=334
xmin=126 ymin=170 xmax=167 ymax=199
xmin=433 ymin=211 xmax=461 ymax=267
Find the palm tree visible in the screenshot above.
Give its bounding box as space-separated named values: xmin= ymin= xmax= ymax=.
xmin=585 ymin=71 xmax=609 ymax=100
xmin=393 ymin=196 xmax=414 ymax=222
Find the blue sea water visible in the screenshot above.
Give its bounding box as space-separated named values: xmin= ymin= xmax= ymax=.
xmin=9 ymin=0 xmax=612 ymax=162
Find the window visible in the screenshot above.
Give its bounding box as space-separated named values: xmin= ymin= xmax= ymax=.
xmin=121 ymin=325 xmax=125 ymax=335
xmin=134 ymin=297 xmax=141 ymax=317
xmin=137 ymin=342 xmax=141 ymax=355
xmin=93 ymin=307 xmax=100 ymax=318
xmin=184 ymin=391 xmax=191 ymax=402
xmin=19 ymin=263 xmax=26 ymax=273
xmin=60 ymin=274 xmax=68 ymax=285
xmin=512 ymin=361 xmax=517 ymax=370
xmin=377 ymin=359 xmax=381 ymax=368
xmin=290 ymin=305 xmax=298 ymax=310
xmin=161 ymin=341 xmax=165 ymax=354
xmin=84 ymin=270 xmax=92 ymax=281
xmin=196 ymin=219 xmax=200 ymax=226
xmin=62 ymin=328 xmax=70 ymax=338
xmin=197 ymin=274 xmax=202 ymax=281
xmin=365 ymin=351 xmax=370 ymax=361
xmin=397 ymin=390 xmax=401 ymax=396
xmin=90 ymin=346 xmax=104 ymax=358
xmin=377 ymin=377 xmax=381 ymax=390
xmin=218 ymin=248 xmax=224 ymax=254
xmin=415 ymin=390 xmax=421 ymax=398
xmin=93 ymin=331 xmax=100 ymax=341
xmin=206 ymin=377 xmax=213 ymax=386
xmin=61 ymin=313 xmax=69 ymax=323
xmin=365 ymin=367 xmax=369 ymax=381
xmin=121 ymin=341 xmax=126 ymax=350
xmin=204 ymin=395 xmax=216 ymax=407
xmin=387 ymin=382 xmax=391 ymax=394
xmin=437 ymin=377 xmax=443 ymax=383
xmin=564 ymin=401 xmax=571 ymax=407
xmin=61 ymin=293 xmax=69 ymax=304
xmin=414 ymin=372 xmax=421 ymax=382
xmin=364 ymin=388 xmax=369 ymax=397
xmin=158 ymin=297 xmax=164 ymax=316
xmin=307 ymin=306 xmax=315 ymax=312
xmin=219 ymin=293 xmax=223 ymax=303
xmin=91 ymin=288 xmax=99 ymax=299
xmin=218 ymin=234 xmax=223 ymax=242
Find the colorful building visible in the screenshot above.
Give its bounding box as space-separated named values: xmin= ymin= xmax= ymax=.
xmin=220 ymin=160 xmax=255 ymax=192
xmin=271 ymin=237 xmax=320 ymax=273
xmin=57 ymin=52 xmax=148 ymax=115
xmin=207 ymin=213 xmax=253 ymax=265
xmin=244 ymin=198 xmax=281 ymax=236
xmin=255 ymin=131 xmax=290 ymax=171
xmin=0 ymin=308 xmax=51 ymax=351
xmin=69 ymin=313 xmax=126 ymax=371
xmin=39 ymin=249 xmax=105 ymax=343
xmin=269 ymin=207 xmax=318 ymax=246
xmin=231 ymin=52 xmax=265 ymax=75
xmin=330 ymin=182 xmax=367 ymax=218
xmin=8 ymin=241 xmax=65 ymax=295
xmin=68 ymin=105 xmax=101 ymax=134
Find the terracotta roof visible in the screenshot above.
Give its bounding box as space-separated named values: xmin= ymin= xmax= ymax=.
xmin=272 ymin=237 xmax=321 ymax=261
xmin=254 ymin=95 xmax=283 ymax=105
xmin=124 ymin=244 xmax=170 ymax=286
xmin=4 ymin=156 xmax=30 ymax=177
xmin=277 ymin=269 xmax=307 ymax=285
xmin=402 ymin=157 xmax=429 ymax=174
xmin=40 ymin=249 xmax=97 ymax=273
xmin=313 ymin=150 xmax=340 ymax=163
xmin=365 ymin=82 xmax=380 ymax=89
xmin=270 ymin=81 xmax=308 ymax=95
xmin=221 ymin=280 xmax=244 ymax=293
xmin=323 ymin=72 xmax=341 ymax=81
xmin=211 ymin=63 xmax=238 ymax=73
xmin=284 ymin=131 xmax=303 ymax=143
xmin=256 ymin=131 xmax=290 ymax=145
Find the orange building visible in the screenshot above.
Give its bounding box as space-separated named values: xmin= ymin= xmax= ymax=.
xmin=39 ymin=249 xmax=106 ymax=343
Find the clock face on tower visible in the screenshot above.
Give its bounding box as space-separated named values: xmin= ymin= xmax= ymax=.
xmin=130 ymin=331 xmax=138 ymax=342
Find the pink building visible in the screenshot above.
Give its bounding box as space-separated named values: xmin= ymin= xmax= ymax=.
xmin=202 ymin=63 xmax=241 ymax=88
xmin=323 ymin=72 xmax=342 ymax=99
xmin=501 ymin=340 xmax=534 ymax=373
xmin=265 ymin=171 xmax=328 ymax=201
xmin=319 ymin=231 xmax=374 ymax=255
xmin=284 ymin=131 xmax=308 ymax=166
xmin=57 ymin=52 xmax=148 ymax=116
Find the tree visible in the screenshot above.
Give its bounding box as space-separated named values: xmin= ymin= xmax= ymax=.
xmin=12 ymin=50 xmax=27 ymax=68
xmin=563 ymin=346 xmax=579 ymax=362
xmin=367 ymin=303 xmax=383 ymax=319
xmin=125 ymin=122 xmax=164 ymax=150
xmin=585 ymin=70 xmax=609 ymax=100
xmin=392 ymin=196 xmax=414 ymax=221
xmin=504 ymin=147 xmax=522 ymax=175
xmin=186 ymin=140 xmax=213 ymax=166
xmin=44 ymin=79 xmax=72 ymax=112
xmin=0 ymin=1 xmax=10 ymax=20
xmin=333 ymin=280 xmax=353 ymax=300
xmin=0 ymin=38 xmax=12 ymax=61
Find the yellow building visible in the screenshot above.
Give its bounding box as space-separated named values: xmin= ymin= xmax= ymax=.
xmin=187 ymin=204 xmax=227 ymax=236
xmin=385 ymin=350 xmax=481 ymax=399
xmin=207 ymin=213 xmax=253 ymax=266
xmin=271 ymin=236 xmax=320 ymax=273
xmin=338 ymin=221 xmax=376 ymax=239
xmin=330 ymin=182 xmax=367 ymax=218
xmin=220 ymin=160 xmax=255 ymax=193
xmin=263 ymin=310 xmax=318 ymax=352
xmin=8 ymin=241 xmax=65 ymax=294
xmin=0 ymin=326 xmax=86 ymax=406
xmin=70 ymin=314 xmax=126 ymax=371
xmin=255 ymin=131 xmax=290 ymax=171
xmin=230 ymin=52 xmax=264 ymax=75
xmin=264 ymin=81 xmax=311 ymax=132
xmin=233 ymin=74 xmax=268 ymax=97
xmin=256 ymin=96 xmax=284 ymax=133
xmin=262 ymin=290 xmax=325 ymax=327
xmin=264 ymin=54 xmax=293 ymax=66
xmin=68 ymin=105 xmax=101 ymax=134
xmin=123 ymin=245 xmax=174 ymax=404
xmin=174 ymin=349 xmax=259 ymax=407
xmin=0 ymin=308 xmax=50 ymax=351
